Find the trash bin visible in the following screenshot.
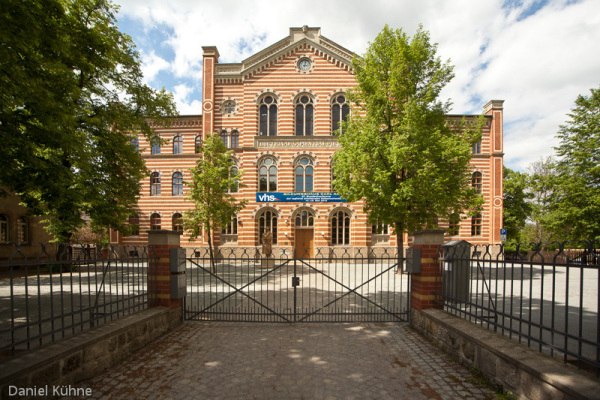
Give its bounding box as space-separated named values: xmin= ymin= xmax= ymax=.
xmin=441 ymin=240 xmax=471 ymax=303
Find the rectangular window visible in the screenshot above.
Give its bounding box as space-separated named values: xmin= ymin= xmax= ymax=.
xmin=173 ymin=136 xmax=183 ymax=154
xmin=259 ymin=105 xmax=268 ymax=136
xmin=0 ymin=216 xmax=8 ymax=242
xmin=269 ymin=107 xmax=277 ymax=136
xmin=305 ymin=106 xmax=313 ymax=136
xmin=296 ymin=105 xmax=304 ymax=136
xmin=151 ymin=138 xmax=161 ymax=155
xmin=471 ymin=214 xmax=482 ymax=236
xmin=371 ymin=223 xmax=389 ymax=235
xmin=221 ymin=218 xmax=238 ymax=235
xmin=448 ymin=214 xmax=460 ymax=236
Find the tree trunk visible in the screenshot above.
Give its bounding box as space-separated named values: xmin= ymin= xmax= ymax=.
xmin=207 ymin=227 xmax=216 ymax=274
xmin=396 ymin=222 xmax=404 ymax=274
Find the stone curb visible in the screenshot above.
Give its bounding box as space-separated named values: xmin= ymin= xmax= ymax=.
xmin=413 ymin=309 xmax=600 ymax=400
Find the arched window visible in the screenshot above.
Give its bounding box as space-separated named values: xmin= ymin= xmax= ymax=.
xmin=295 ymin=209 xmax=315 ymax=227
xmin=471 ymin=213 xmax=482 ymax=236
xmin=259 ymin=95 xmax=278 ymax=136
xmin=220 ymin=130 xmax=229 ymax=148
xmin=128 ymin=214 xmax=140 ymax=236
xmin=17 ymin=217 xmax=28 ymax=243
xmin=1 ymin=215 xmax=9 ymax=243
xmin=258 ymin=209 xmax=278 ymax=244
xmin=331 ymin=210 xmax=350 ymax=245
xmin=472 ymin=172 xmax=482 ymax=194
xmin=331 ymin=94 xmax=350 ymax=135
xmin=295 ymin=94 xmax=314 ymax=136
xmin=150 ymin=172 xmax=161 ymax=196
xmin=151 ymin=137 xmax=161 ymax=154
xmin=173 ymin=135 xmax=183 ymax=154
xmin=195 ymin=135 xmax=202 ymax=153
xmin=172 ymin=213 xmax=183 ymax=233
xmin=172 ymin=172 xmax=183 ymax=196
xmin=150 ymin=213 xmax=161 ymax=230
xmin=295 ymin=157 xmax=314 ymax=192
xmin=230 ymin=130 xmax=239 ymax=148
xmin=258 ymin=157 xmax=277 ymax=192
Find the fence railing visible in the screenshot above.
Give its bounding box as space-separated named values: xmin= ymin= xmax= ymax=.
xmin=183 ymin=246 xmax=410 ymax=323
xmin=438 ymin=241 xmax=600 ymax=377
xmin=0 ymin=242 xmax=157 ymax=358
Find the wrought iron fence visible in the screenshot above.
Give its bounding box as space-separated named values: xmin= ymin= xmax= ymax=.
xmin=183 ymin=246 xmax=410 ymax=323
xmin=0 ymin=242 xmax=157 ymax=358
xmin=438 ymin=241 xmax=600 ymax=377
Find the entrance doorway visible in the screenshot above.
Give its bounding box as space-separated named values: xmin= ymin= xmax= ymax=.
xmin=295 ymin=228 xmax=314 ymax=259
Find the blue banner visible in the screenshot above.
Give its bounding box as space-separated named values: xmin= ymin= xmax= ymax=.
xmin=256 ymin=192 xmax=346 ymax=203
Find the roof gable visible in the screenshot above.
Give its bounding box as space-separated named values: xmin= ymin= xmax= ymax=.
xmin=214 ymin=26 xmax=357 ymax=81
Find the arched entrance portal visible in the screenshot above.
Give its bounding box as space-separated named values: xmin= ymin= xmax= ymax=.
xmin=294 ymin=209 xmax=314 ymax=259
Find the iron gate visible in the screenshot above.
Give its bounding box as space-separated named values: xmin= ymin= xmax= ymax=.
xmin=183 ymin=249 xmax=410 ymax=322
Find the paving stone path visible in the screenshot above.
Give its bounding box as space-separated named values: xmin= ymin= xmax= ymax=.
xmin=74 ymin=322 xmax=497 ymax=400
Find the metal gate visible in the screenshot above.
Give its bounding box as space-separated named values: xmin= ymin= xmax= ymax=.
xmin=183 ymin=249 xmax=410 ymax=322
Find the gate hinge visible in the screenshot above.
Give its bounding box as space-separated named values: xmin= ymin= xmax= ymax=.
xmin=291 ymin=276 xmax=300 ymax=287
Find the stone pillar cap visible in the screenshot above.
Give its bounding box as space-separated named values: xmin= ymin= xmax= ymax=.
xmin=410 ymin=229 xmax=445 ymax=245
xmin=147 ymin=230 xmax=182 ymax=246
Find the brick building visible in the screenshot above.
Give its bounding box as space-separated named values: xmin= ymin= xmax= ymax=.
xmin=0 ymin=191 xmax=54 ymax=259
xmin=111 ymin=26 xmax=504 ymax=256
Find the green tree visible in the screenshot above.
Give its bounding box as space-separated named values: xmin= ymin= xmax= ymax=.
xmin=524 ymin=156 xmax=558 ymax=244
xmin=332 ymin=25 xmax=483 ymax=268
xmin=0 ymin=0 xmax=177 ymax=241
xmin=183 ymin=132 xmax=247 ymax=273
xmin=503 ymin=166 xmax=532 ymax=244
xmin=551 ymin=87 xmax=600 ymax=242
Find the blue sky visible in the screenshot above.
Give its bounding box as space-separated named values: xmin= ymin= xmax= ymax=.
xmin=116 ymin=0 xmax=600 ymax=172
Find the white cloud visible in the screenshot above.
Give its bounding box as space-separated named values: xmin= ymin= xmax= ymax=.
xmin=140 ymin=50 xmax=170 ymax=83
xmin=117 ymin=0 xmax=600 ymax=171
xmin=172 ymin=84 xmax=202 ymax=115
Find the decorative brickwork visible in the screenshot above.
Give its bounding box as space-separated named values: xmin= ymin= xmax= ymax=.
xmin=113 ymin=27 xmax=504 ymax=255
xmin=147 ymin=230 xmax=182 ymax=310
xmin=410 ymin=230 xmax=444 ymax=312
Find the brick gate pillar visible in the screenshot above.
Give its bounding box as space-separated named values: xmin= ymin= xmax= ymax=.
xmin=147 ymin=230 xmax=183 ymax=310
xmin=410 ymin=229 xmax=444 ymax=312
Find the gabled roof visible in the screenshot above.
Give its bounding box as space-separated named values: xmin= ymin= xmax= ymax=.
xmin=214 ymin=26 xmax=357 ymax=81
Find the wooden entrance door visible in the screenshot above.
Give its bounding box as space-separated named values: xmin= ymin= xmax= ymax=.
xmin=295 ymin=229 xmax=314 ymax=259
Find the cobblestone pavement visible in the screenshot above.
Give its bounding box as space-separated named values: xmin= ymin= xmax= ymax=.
xmin=74 ymin=322 xmax=497 ymax=400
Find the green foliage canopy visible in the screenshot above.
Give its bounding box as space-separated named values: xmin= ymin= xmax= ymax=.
xmin=502 ymin=166 xmax=532 ymax=244
xmin=183 ymin=132 xmax=247 ymax=269
xmin=522 ymin=156 xmax=558 ymax=244
xmin=333 ymin=25 xmax=483 ymax=255
xmin=551 ymin=87 xmax=600 ymax=242
xmin=0 ymin=0 xmax=177 ymax=240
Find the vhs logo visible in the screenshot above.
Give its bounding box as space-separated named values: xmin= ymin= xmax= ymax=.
xmin=257 ymin=193 xmax=277 ymax=202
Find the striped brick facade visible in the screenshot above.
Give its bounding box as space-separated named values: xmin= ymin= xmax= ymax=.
xmin=112 ymin=27 xmax=504 ymax=254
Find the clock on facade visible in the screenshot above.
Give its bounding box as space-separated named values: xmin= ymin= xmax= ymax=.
xmin=298 ymin=58 xmax=311 ymax=71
